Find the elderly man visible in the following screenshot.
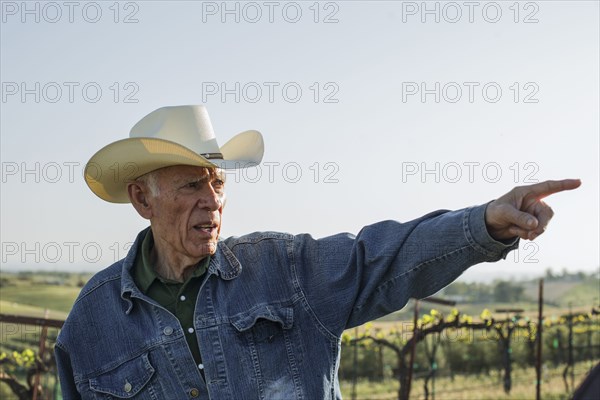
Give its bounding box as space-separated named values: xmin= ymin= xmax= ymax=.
xmin=55 ymin=105 xmax=580 ymax=399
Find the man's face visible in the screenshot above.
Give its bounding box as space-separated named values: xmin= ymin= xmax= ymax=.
xmin=147 ymin=165 xmax=225 ymax=261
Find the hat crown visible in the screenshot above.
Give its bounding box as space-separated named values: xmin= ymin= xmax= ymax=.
xmin=130 ymin=105 xmax=220 ymax=155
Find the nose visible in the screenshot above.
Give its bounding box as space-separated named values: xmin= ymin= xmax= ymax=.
xmin=197 ymin=185 xmax=222 ymax=211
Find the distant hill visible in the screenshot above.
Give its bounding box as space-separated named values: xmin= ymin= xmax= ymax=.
xmin=522 ymin=278 xmax=599 ymax=307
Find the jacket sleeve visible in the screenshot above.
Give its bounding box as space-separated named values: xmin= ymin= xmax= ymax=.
xmin=292 ymin=203 xmax=518 ymax=336
xmin=54 ymin=341 xmax=82 ymax=400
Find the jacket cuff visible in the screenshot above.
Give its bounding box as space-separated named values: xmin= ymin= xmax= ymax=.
xmin=464 ymin=202 xmax=519 ymax=260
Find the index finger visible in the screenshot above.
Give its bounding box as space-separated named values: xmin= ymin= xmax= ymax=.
xmin=524 ymin=179 xmax=582 ymax=199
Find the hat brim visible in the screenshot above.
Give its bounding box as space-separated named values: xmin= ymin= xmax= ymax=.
xmin=85 ymin=130 xmax=263 ymax=203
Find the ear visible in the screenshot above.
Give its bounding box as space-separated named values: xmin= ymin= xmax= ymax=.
xmin=127 ymin=181 xmax=153 ymax=220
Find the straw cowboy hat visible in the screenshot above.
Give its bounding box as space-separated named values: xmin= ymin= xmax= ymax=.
xmin=85 ymin=105 xmax=264 ymax=203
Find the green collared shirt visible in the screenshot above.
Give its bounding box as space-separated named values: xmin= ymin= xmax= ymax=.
xmin=133 ymin=229 xmax=208 ymax=370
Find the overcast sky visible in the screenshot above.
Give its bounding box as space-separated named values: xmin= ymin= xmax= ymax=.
xmin=1 ymin=1 xmax=598 ymax=282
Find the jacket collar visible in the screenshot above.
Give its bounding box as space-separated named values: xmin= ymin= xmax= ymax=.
xmin=121 ymin=228 xmax=242 ymax=303
xmin=211 ymin=240 xmax=242 ymax=280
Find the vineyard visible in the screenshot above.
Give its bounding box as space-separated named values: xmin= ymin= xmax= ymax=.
xmin=338 ymin=303 xmax=599 ymax=399
xmin=0 ymin=274 xmax=599 ymax=399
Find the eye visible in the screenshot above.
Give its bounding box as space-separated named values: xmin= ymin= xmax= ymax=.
xmin=212 ymin=179 xmax=225 ymax=192
xmin=183 ymin=181 xmax=199 ymax=189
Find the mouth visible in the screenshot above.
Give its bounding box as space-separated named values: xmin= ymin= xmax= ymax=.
xmin=193 ymin=223 xmax=217 ymax=235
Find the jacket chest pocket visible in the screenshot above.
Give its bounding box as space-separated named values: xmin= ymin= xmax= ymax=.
xmin=232 ymin=305 xmax=293 ymax=343
xmin=88 ymin=353 xmax=156 ymax=399
xmin=230 ymin=305 xmax=303 ymax=398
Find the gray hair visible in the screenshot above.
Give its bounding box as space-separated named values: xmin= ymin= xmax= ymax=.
xmin=135 ymin=170 xmax=161 ymax=197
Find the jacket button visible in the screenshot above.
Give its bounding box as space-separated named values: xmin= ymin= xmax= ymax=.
xmin=124 ymin=381 xmax=132 ymax=393
xmin=163 ymin=326 xmax=174 ymax=336
xmin=189 ymin=388 xmax=200 ymax=397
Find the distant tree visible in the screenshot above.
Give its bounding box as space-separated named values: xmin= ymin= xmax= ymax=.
xmin=442 ymin=282 xmax=492 ymax=303
xmin=493 ymin=281 xmax=524 ymax=303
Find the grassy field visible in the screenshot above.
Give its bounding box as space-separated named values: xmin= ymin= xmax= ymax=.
xmin=0 ymin=284 xmax=80 ymax=315
xmin=340 ymin=363 xmax=596 ymax=399
xmin=0 ymin=300 xmax=70 ymax=320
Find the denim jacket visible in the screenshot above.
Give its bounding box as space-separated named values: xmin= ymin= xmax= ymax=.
xmin=55 ymin=204 xmax=517 ymax=399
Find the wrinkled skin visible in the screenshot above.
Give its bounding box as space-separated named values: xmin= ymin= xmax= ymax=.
xmin=127 ymin=165 xmax=225 ymax=281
